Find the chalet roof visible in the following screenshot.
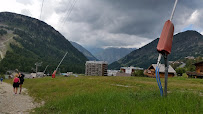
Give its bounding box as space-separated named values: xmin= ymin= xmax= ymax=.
xmin=151 ymin=64 xmax=176 ymax=73
xmin=194 ymin=61 xmax=203 ymax=66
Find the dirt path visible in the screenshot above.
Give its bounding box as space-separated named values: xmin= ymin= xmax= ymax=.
xmin=0 ymin=82 xmax=38 ymax=114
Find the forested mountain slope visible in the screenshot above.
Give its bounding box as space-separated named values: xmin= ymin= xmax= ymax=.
xmin=109 ymin=31 xmax=203 ymax=69
xmin=0 ymin=12 xmax=87 ymax=73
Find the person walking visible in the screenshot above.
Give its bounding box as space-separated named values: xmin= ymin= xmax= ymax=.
xmin=13 ymin=74 xmax=20 ymax=94
xmin=18 ymin=72 xmax=25 ymax=94
xmin=0 ymin=77 xmax=3 ymax=84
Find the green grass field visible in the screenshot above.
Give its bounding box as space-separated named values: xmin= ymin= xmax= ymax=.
xmin=5 ymin=75 xmax=203 ymax=113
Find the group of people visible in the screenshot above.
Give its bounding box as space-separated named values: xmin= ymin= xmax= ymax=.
xmin=13 ymin=72 xmax=24 ymax=94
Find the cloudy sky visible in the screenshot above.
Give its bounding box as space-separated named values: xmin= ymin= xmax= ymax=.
xmin=0 ymin=0 xmax=203 ymax=49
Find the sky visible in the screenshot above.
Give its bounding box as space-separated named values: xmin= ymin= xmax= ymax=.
xmin=0 ymin=0 xmax=203 ymax=49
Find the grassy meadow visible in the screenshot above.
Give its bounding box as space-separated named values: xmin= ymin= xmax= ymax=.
xmin=5 ymin=75 xmax=203 ymax=113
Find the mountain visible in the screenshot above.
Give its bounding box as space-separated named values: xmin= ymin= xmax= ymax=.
xmin=0 ymin=12 xmax=88 ymax=73
xmin=87 ymin=48 xmax=104 ymax=56
xmin=109 ymin=30 xmax=203 ymax=69
xmin=93 ymin=48 xmax=135 ymax=64
xmin=70 ymin=41 xmax=98 ymax=61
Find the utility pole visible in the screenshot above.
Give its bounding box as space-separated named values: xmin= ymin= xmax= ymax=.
xmin=35 ymin=62 xmax=42 ymax=77
xmin=43 ymin=65 xmax=49 ymax=76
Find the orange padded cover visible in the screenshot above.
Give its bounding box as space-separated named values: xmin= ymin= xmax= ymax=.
xmin=52 ymin=70 xmax=56 ymax=78
xmin=157 ymin=20 xmax=174 ymax=54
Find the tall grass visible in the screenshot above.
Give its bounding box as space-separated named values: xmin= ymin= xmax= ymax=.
xmin=5 ymin=76 xmax=203 ymax=113
xmin=35 ymin=90 xmax=202 ymax=113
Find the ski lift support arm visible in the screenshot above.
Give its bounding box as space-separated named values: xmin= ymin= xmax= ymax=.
xmin=156 ymin=0 xmax=178 ymax=96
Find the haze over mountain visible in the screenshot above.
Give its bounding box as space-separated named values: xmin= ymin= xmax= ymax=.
xmin=0 ymin=12 xmax=87 ymax=73
xmin=91 ymin=48 xmax=135 ymax=64
xmin=70 ymin=41 xmax=98 ymax=61
xmin=109 ymin=30 xmax=203 ymax=69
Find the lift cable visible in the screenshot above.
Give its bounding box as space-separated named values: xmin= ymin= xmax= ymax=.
xmin=60 ymin=0 xmax=74 ymax=24
xmin=60 ymin=0 xmax=78 ymax=29
xmin=39 ymin=0 xmax=45 ymax=20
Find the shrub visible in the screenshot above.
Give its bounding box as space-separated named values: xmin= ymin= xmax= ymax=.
xmin=132 ymin=70 xmax=144 ymax=77
xmin=176 ymin=68 xmax=186 ymax=76
xmin=0 ymin=29 xmax=7 ymax=35
xmin=0 ymin=73 xmax=5 ymax=79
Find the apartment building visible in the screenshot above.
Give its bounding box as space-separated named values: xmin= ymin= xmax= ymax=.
xmin=85 ymin=61 xmax=108 ymax=76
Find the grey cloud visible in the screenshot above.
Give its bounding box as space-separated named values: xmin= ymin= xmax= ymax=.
xmin=54 ymin=0 xmax=203 ymax=48
xmin=21 ymin=9 xmax=32 ymax=16
xmin=61 ymin=0 xmax=176 ymax=37
xmin=16 ymin=0 xmax=33 ymax=5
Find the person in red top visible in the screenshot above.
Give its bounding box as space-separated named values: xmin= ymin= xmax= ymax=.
xmin=13 ymin=74 xmax=20 ymax=94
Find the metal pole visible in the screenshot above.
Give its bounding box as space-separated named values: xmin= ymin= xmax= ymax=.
xmin=164 ymin=54 xmax=168 ymax=96
xmin=170 ymin=0 xmax=178 ymax=21
xmin=55 ymin=52 xmax=68 ymax=72
xmin=36 ymin=64 xmax=38 ymax=77
xmin=35 ymin=62 xmax=42 ymax=77
xmin=43 ymin=65 xmax=49 ymax=74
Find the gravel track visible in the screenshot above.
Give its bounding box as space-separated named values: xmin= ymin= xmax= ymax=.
xmin=0 ymin=82 xmax=39 ymax=114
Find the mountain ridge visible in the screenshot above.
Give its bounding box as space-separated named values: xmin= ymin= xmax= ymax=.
xmin=70 ymin=41 xmax=98 ymax=61
xmin=109 ymin=30 xmax=203 ymax=69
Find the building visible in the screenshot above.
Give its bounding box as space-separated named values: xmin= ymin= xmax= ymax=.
xmin=144 ymin=64 xmax=176 ymax=78
xmin=85 ymin=61 xmax=108 ymax=76
xmin=116 ymin=66 xmax=143 ymax=76
xmin=195 ymin=61 xmax=203 ymax=73
xmin=60 ymin=72 xmax=73 ymax=77
xmin=30 ymin=72 xmax=44 ymax=78
xmin=187 ymin=61 xmax=203 ymax=78
xmin=185 ymin=56 xmax=195 ymax=60
xmin=107 ymin=70 xmax=119 ymax=76
xmin=120 ymin=66 xmax=143 ymax=74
